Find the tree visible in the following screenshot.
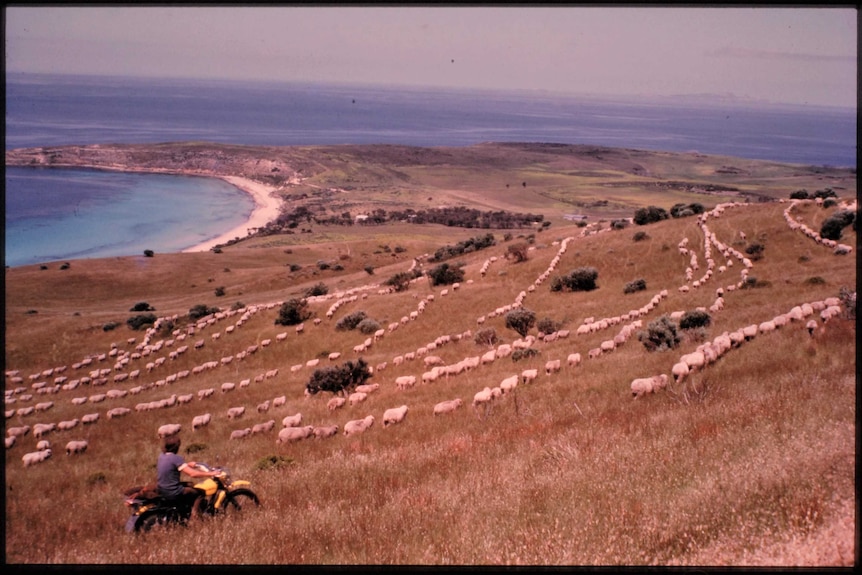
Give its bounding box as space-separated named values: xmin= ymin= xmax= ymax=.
xmin=473 ymin=328 xmax=499 ymax=346
xmin=129 ymin=302 xmax=155 ymax=312
xmin=552 ymin=267 xmax=599 ymax=292
xmin=305 ymin=358 xmax=372 ymax=396
xmin=126 ymin=313 xmax=157 ymax=331
xmin=143 ymin=249 xmax=154 ymax=257
xmin=680 ymin=310 xmax=712 ymax=330
xmin=506 ymin=242 xmax=530 ymax=263
xmin=633 ymin=206 xmax=669 ymax=226
xmin=505 ymin=308 xmax=536 ymax=338
xmin=303 ymin=282 xmax=328 ymax=298
xmin=384 ymin=271 xmax=413 ymax=293
xmin=189 ymin=304 xmax=219 ymax=320
xmin=275 ymin=298 xmax=312 ymax=326
xmin=623 ymin=278 xmax=647 ymax=294
xmin=789 ymin=189 xmax=810 ymax=200
xmin=427 ymin=262 xmax=465 ymax=286
xmin=820 ymin=209 xmax=855 ymax=241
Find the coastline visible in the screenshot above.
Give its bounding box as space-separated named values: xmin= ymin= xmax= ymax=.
xmin=182 ymin=175 xmax=281 ymax=253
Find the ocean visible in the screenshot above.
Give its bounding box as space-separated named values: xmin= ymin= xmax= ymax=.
xmin=5 ymin=72 xmax=857 ymax=267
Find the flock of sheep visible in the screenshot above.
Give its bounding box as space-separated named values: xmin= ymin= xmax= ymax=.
xmin=6 ymin=196 xmax=854 ymax=467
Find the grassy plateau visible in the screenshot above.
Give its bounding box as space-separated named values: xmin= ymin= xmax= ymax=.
xmin=4 ymin=142 xmax=857 ymax=566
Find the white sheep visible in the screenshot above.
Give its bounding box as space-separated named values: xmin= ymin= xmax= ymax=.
xmin=631 ymin=374 xmax=669 ymax=398
xmin=433 ymin=398 xmax=463 ymax=416
xmin=107 ymin=407 xmax=131 ymax=419
xmin=348 ymin=392 xmax=368 ymax=406
xmin=227 ymin=406 xmax=246 ymax=420
xmin=277 ymin=425 xmax=314 ymax=443
xmin=383 ymin=405 xmax=409 ymax=427
xmin=22 ymin=448 xmax=52 ymax=467
xmin=343 ymin=415 xmax=375 ymax=436
xmin=567 ymin=353 xmax=582 ymax=368
xmin=191 ymin=413 xmax=212 ymax=431
xmin=157 ymin=423 xmax=181 ymax=438
xmin=282 ymin=413 xmax=303 ymax=427
xmin=671 ymin=362 xmax=690 ymax=383
xmin=230 ymin=428 xmax=252 ymax=440
xmin=327 ymin=397 xmax=346 ymax=411
xmin=521 ymin=369 xmax=539 ymax=385
xmin=252 ymin=420 xmax=276 ymax=434
xmin=257 ymin=400 xmax=271 ymax=413
xmin=36 ymin=439 xmax=51 ymax=451
xmin=272 ymin=395 xmax=287 ymax=408
xmin=395 ymin=375 xmax=417 ymax=391
xmin=472 ymin=387 xmax=494 ymax=410
xmin=355 ymin=383 xmax=380 ymax=394
xmin=221 ymin=382 xmax=236 ymax=393
xmin=313 ymin=425 xmax=339 ymax=439
xmin=65 ymin=440 xmax=88 ymax=455
xmin=81 ymin=413 xmax=99 ymax=425
xmin=545 ymin=359 xmax=561 ymax=375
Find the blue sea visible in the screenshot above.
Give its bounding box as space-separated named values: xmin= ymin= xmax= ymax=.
xmin=5 ymin=72 xmax=857 ymax=267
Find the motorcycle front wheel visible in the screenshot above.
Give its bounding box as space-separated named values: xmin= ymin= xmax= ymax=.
xmin=221 ymin=488 xmax=260 ymax=516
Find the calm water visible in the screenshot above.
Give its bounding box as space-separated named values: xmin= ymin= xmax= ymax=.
xmin=5 ymin=72 xmax=856 ymax=267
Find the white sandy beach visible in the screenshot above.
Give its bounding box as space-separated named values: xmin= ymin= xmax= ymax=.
xmin=182 ymin=176 xmax=281 ymax=253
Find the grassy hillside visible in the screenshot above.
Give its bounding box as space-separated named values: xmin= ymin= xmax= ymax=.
xmin=4 ymin=148 xmax=857 ymax=566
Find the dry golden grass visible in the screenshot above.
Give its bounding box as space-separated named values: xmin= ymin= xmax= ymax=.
xmin=4 ymin=189 xmax=856 ymax=565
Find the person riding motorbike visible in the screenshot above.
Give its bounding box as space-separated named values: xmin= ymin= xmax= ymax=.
xmin=157 ymin=435 xmax=218 ymax=517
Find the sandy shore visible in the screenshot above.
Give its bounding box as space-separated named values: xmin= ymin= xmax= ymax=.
xmin=182 ymin=176 xmax=281 ymax=253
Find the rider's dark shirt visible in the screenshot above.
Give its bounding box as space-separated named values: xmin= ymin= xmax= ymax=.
xmin=156 ymin=451 xmax=187 ymax=499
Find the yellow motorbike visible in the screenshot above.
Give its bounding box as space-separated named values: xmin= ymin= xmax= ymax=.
xmin=124 ymin=463 xmax=260 ymax=533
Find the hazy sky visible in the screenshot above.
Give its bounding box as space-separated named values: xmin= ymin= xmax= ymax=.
xmin=5 ymin=6 xmax=857 ymax=108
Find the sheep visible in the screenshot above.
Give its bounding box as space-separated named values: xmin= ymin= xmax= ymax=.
xmin=22 ymin=448 xmax=52 ymax=467
xmin=198 ymin=388 xmax=215 ymax=400
xmin=395 ymin=375 xmax=417 ymax=391
xmin=433 ymin=398 xmax=463 ymax=416
xmin=36 ymin=439 xmax=51 ymax=450
xmin=230 ymin=428 xmax=252 ymax=440
xmin=107 ymin=407 xmax=131 ymax=420
xmin=521 ymin=369 xmax=539 ymax=385
xmin=257 ymin=400 xmax=271 ymax=414
xmin=671 ymin=362 xmax=690 ymax=383
xmin=5 ymin=436 xmax=15 ymax=449
xmin=282 ymin=413 xmax=303 ymax=428
xmin=157 ymin=423 xmax=181 ymax=438
xmin=631 ymin=374 xmax=669 ymax=398
xmin=34 ymin=401 xmax=54 ymax=412
xmin=7 ymin=425 xmax=31 ymax=439
xmin=472 ymin=387 xmax=494 ymax=409
xmin=252 ymin=420 xmax=276 ymax=434
xmin=348 ymin=392 xmax=368 ymax=406
xmin=192 ymin=413 xmax=212 ymax=431
xmin=343 ymin=415 xmax=375 ymax=436
xmin=545 ymin=359 xmax=561 ymax=376
xmin=806 ymin=319 xmax=818 ymax=336
xmin=355 ymin=383 xmax=380 ymax=394
xmin=65 ymin=440 xmax=88 ymax=455
xmin=758 ymin=320 xmax=777 ymax=334
xmin=328 ymin=352 xmax=342 ymax=361
xmin=272 ymin=395 xmax=287 ymax=408
xmin=81 ymin=413 xmax=100 ymax=425
xmin=327 ymin=397 xmax=346 ymax=411
xmin=313 ymin=425 xmax=339 ymax=439
xmin=681 ymin=351 xmax=706 ymax=371
xmin=383 ymin=405 xmax=409 ymax=427
xmin=227 ymin=406 xmax=246 ymax=420
xmin=33 ymin=423 xmax=56 ymax=438
xmin=567 ymin=353 xmax=582 ymax=368
xmin=221 ymin=382 xmax=236 ymax=393
xmin=276 ymin=425 xmax=315 ymax=443
xmin=500 ymin=375 xmax=519 ymax=394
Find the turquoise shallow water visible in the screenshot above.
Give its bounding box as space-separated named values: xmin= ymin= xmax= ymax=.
xmin=5 ymin=167 xmax=255 ymax=267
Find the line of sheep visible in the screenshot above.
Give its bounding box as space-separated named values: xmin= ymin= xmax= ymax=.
xmin=782 ymin=199 xmax=854 ymax=255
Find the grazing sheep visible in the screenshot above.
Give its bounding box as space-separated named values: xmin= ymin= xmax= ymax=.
xmin=806 ymin=319 xmax=818 ymax=336
xmin=328 ymin=352 xmax=342 ymax=361
xmin=343 ymin=416 xmax=375 ymax=436
xmin=681 ymin=351 xmax=706 ymax=371
xmin=230 ymin=428 xmax=252 ymax=440
xmin=7 ymin=425 xmax=31 ymax=439
xmin=383 ymin=405 xmax=409 ymax=427
xmin=107 ymin=407 xmax=131 ymax=420
xmin=671 ymin=362 xmax=690 ymax=383
xmin=631 ymin=374 xmax=669 ymax=398
xmin=272 ymin=395 xmax=287 ymax=408
xmin=500 ymin=375 xmax=519 ymax=394
xmin=198 ymin=388 xmax=215 ymax=400
xmin=5 ymin=436 xmax=15 ymax=449
xmin=354 ymin=383 xmax=380 ymax=394
xmin=521 ymin=369 xmax=539 ymax=385
xmin=33 ymin=423 xmax=56 ymax=438
xmin=221 ymin=382 xmax=236 ymax=393
xmin=545 ymin=359 xmax=561 ymax=376
xmin=192 ymin=413 xmax=212 ymax=431
xmin=252 ymin=420 xmax=276 ymax=434
xmin=433 ymin=398 xmax=463 ymax=415
xmin=257 ymin=400 xmax=271 ymax=413
xmin=65 ymin=440 xmax=88 ymax=455
xmin=81 ymin=413 xmax=100 ymax=425
xmin=472 ymin=387 xmax=494 ymax=410
xmin=282 ymin=413 xmax=303 ymax=428
xmin=277 ymin=425 xmax=315 ymax=443
xmin=22 ymin=448 xmax=52 ymax=467
xmin=327 ymin=397 xmax=347 ymax=411
xmin=313 ymin=425 xmax=339 ymax=439
xmin=157 ymin=423 xmax=181 ymax=438
xmin=567 ymin=353 xmax=582 ymax=368
xmin=347 ymin=391 xmax=368 ymax=406
xmin=227 ymin=406 xmax=246 ymax=420
xmin=395 ymin=375 xmax=417 ymax=391
xmin=36 ymin=439 xmax=51 ymax=450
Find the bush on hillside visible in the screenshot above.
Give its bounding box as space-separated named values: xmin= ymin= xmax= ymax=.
xmin=632 ymin=231 xmax=650 ymax=242
xmin=745 ymin=243 xmax=765 ymax=261
xmin=305 ymin=358 xmax=372 ymax=396
xmin=357 ymin=318 xmax=381 ymax=335
xmin=427 ymin=262 xmax=465 ymax=286
xmin=638 ymin=316 xmax=681 ymax=352
xmin=304 ymin=282 xmax=328 ymax=298
xmin=506 ymin=242 xmax=530 ymax=263
xmin=275 ymin=298 xmax=312 ymax=326
xmin=623 ymin=278 xmax=647 ymax=294
xmin=505 ymin=308 xmax=536 ymax=338
xmin=126 ymin=313 xmax=157 ymax=331
xmin=537 ymin=317 xmax=559 ymax=335
xmin=384 ymin=271 xmax=414 ymax=292
xmin=679 ymin=310 xmax=712 ymax=330
xmin=143 ymin=249 xmax=154 ymax=257
xmin=551 ymin=267 xmax=599 ymax=292
xmin=633 ymin=205 xmax=669 ymax=226
xmin=129 ymin=302 xmax=155 ymax=312
xmin=336 ymin=311 xmax=368 ymax=331
xmin=474 ymin=328 xmax=499 ymax=347
xmin=789 ymin=189 xmax=810 ymax=200
xmin=820 ymin=209 xmax=855 ymax=241
xmin=512 ymin=348 xmax=540 ymax=362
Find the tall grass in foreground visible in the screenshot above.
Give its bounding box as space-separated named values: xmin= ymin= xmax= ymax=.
xmin=5 ymin=203 xmax=855 ymax=565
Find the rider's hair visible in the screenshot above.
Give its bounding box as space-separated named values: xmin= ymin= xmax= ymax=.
xmin=163 ymin=436 xmax=181 ymax=454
